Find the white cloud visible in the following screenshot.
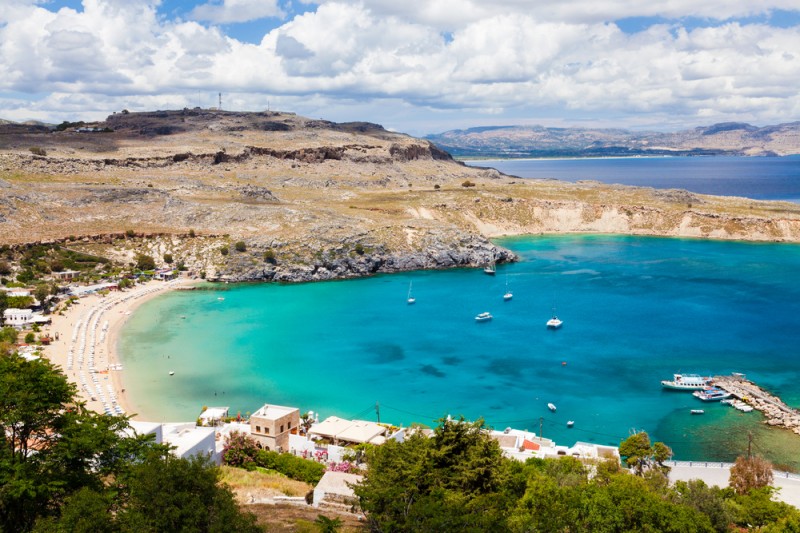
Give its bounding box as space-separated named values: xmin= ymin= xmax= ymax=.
xmin=190 ymin=0 xmax=284 ymax=24
xmin=0 ymin=0 xmax=799 ymax=133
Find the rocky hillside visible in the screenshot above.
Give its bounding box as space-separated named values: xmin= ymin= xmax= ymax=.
xmin=1 ymin=109 xmax=799 ymax=281
xmin=427 ymin=122 xmax=800 ymax=157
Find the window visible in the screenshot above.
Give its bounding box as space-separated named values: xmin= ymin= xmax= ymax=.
xmin=288 ymin=421 xmax=292 ymax=429
xmin=256 ymin=425 xmax=261 ymax=433
xmin=265 ymin=427 xmax=270 ymax=435
xmin=280 ymin=424 xmax=284 ymax=433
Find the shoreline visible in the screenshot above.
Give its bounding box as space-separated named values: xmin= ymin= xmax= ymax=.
xmin=42 ymin=277 xmax=198 ymax=417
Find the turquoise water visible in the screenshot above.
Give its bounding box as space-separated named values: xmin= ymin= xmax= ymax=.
xmin=119 ymin=235 xmax=800 ymax=467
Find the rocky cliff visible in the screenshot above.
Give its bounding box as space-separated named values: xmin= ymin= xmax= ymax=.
xmin=1 ymin=110 xmax=799 ymax=281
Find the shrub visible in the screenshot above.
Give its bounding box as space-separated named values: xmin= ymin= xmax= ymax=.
xmin=264 ymin=249 xmax=276 ymax=264
xmin=254 ymin=450 xmax=326 ymax=484
xmin=234 ymin=241 xmax=246 ymax=252
xmin=188 ymin=229 xmax=196 ymax=238
xmin=434 ymin=184 xmax=441 ymax=190
xmin=220 ymin=246 xmax=229 ymax=256
xmin=29 ymin=147 xmax=47 ymax=156
xmin=222 ymin=431 xmax=259 ymax=468
xmin=462 ymin=180 xmax=476 ymax=188
xmin=24 ymin=332 xmax=35 ymax=344
xmin=135 ymin=254 xmax=156 ymax=271
xmin=354 ymin=243 xmax=365 ymax=255
xmin=163 ymin=253 xmax=173 ymax=264
xmin=125 ymin=229 xmax=135 ymax=238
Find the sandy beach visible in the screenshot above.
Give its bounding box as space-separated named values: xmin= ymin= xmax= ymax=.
xmin=41 ymin=277 xmax=198 ymax=417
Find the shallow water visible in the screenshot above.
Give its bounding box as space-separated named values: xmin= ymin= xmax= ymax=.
xmin=119 ymin=234 xmax=800 ymax=467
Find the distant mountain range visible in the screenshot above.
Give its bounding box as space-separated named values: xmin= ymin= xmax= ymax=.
xmin=426 ymin=122 xmax=800 ymax=158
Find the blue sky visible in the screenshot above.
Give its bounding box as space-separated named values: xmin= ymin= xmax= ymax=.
xmin=1 ymin=0 xmax=799 ymax=135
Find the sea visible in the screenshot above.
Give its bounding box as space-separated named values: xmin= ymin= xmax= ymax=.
xmin=465 ymin=155 xmax=800 ymax=202
xmin=119 ymin=233 xmax=800 ymax=470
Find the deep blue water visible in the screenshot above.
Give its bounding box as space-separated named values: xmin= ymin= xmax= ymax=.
xmin=119 ymin=235 xmax=800 ymax=467
xmin=466 ymin=156 xmax=800 ymax=202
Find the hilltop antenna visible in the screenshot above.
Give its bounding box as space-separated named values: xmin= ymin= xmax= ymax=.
xmin=218 ymin=92 xmax=222 ymax=111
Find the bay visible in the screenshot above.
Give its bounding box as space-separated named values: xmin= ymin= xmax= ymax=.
xmin=119 ymin=235 xmax=800 ymax=469
xmin=466 ymin=156 xmax=800 ymax=202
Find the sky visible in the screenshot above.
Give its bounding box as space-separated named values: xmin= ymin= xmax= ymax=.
xmin=0 ymin=0 xmax=799 ymax=136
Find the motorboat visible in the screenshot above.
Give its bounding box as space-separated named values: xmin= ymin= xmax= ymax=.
xmin=475 ymin=312 xmax=493 ymax=322
xmin=548 ymin=403 xmax=557 ymax=412
xmin=690 ymin=409 xmax=705 ymax=415
xmin=503 ymin=276 xmax=512 ymax=301
xmin=693 ymin=387 xmax=732 ymax=401
xmin=169 ymin=371 xmax=175 ymax=376
xmin=546 ymin=315 xmax=563 ymax=329
xmin=567 ymin=421 xmax=574 ymax=428
xmin=661 ymin=373 xmax=713 ymax=390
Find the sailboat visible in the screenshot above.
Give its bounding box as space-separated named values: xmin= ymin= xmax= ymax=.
xmin=503 ymin=275 xmax=513 ymax=301
xmin=483 ymin=260 xmax=496 ymax=275
xmin=546 ymin=306 xmax=563 ymax=329
xmin=407 ymin=281 xmax=416 ymax=304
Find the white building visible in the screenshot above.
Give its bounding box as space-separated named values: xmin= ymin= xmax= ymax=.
xmin=3 ymin=308 xmax=49 ymax=327
xmin=199 ymin=406 xmax=229 ymax=427
xmin=126 ymin=421 xmax=219 ymax=463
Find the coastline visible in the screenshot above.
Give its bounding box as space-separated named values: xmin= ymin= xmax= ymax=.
xmin=42 ymin=277 xmax=198 ymax=417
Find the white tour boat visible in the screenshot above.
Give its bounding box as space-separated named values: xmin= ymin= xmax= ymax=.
xmin=661 ymin=373 xmax=713 ymax=390
xmin=548 ymin=402 xmax=557 ymax=412
xmin=475 ymin=312 xmax=493 ymax=322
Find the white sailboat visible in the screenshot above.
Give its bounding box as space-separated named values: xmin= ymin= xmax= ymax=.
xmin=503 ymin=275 xmax=512 ymax=301
xmin=407 ymin=281 xmax=416 ymax=304
xmin=483 ymin=260 xmax=496 ymax=275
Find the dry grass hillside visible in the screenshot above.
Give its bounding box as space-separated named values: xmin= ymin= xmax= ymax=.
xmin=1 ymin=109 xmax=799 ymax=280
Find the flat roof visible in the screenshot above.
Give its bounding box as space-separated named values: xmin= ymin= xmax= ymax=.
xmin=251 ymin=403 xmax=298 ymax=419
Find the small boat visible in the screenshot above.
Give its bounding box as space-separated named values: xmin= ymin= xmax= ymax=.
xmin=661 ymin=373 xmax=712 ymax=390
xmin=503 ymin=276 xmax=512 ymax=301
xmin=546 ymin=310 xmax=563 ymax=329
xmin=548 ymin=402 xmax=557 ymax=412
xmin=407 ymin=281 xmax=416 ymax=305
xmin=690 ymin=409 xmax=705 ymax=415
xmin=692 ymin=387 xmax=732 ymax=401
xmin=217 ymin=297 xmax=225 ymax=301
xmin=567 ymin=421 xmax=574 ymax=428
xmin=483 ymin=261 xmax=496 ymax=275
xmin=168 ymin=371 xmax=175 ymax=376
xmin=475 ymin=312 xmax=493 ymax=322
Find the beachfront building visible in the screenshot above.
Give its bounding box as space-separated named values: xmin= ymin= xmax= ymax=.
xmin=309 ymin=416 xmax=388 ymax=446
xmin=127 ymin=420 xmax=220 ymax=463
xmin=53 ymin=270 xmax=80 ymax=281
xmin=199 ymin=406 xmax=229 ymax=427
xmin=249 ymin=403 xmax=300 ymax=452
xmin=3 ymin=308 xmax=50 ymax=328
xmin=489 ymin=428 xmax=620 ymax=463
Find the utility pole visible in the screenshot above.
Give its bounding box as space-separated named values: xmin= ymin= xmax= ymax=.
xmin=376 ymin=401 xmax=380 ymax=424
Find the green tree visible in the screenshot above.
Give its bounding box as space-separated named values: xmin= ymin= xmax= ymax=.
xmin=163 ymin=253 xmax=173 ymax=264
xmin=135 ymin=254 xmax=156 ymax=271
xmin=116 ymin=452 xmax=261 ymax=532
xmin=220 ymin=246 xmax=229 ymax=256
xmin=314 ymin=514 xmax=342 ymax=533
xmin=619 ymin=431 xmax=672 ymax=476
xmin=355 ymin=418 xmax=512 ymax=531
xmin=234 ymin=241 xmax=247 ymax=252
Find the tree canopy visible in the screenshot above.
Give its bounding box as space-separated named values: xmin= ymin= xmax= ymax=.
xmin=0 ymin=353 xmax=261 ymax=532
xmin=354 ymin=421 xmax=798 ymax=532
